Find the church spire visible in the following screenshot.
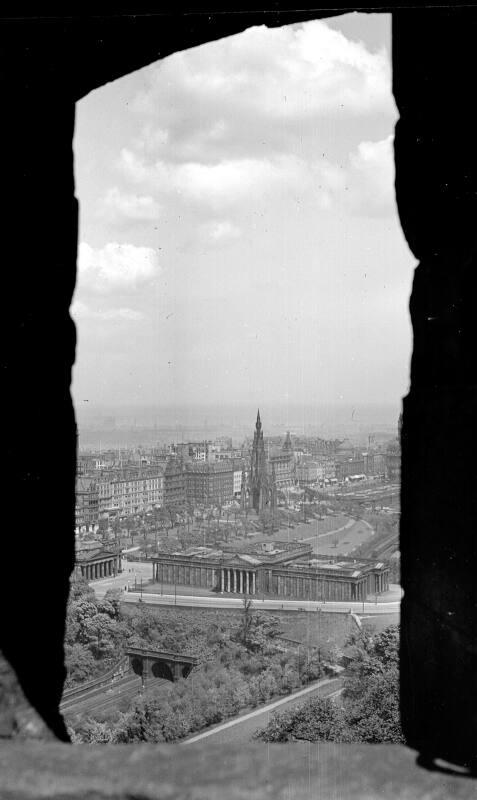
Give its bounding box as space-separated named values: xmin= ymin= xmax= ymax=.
xmin=283 ymin=431 xmax=292 ymax=452
xmin=256 ymin=409 xmax=261 ymax=432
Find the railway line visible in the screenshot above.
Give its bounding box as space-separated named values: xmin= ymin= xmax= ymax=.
xmin=61 ymin=671 xmax=169 ymax=717
xmin=357 ymin=529 xmax=399 ymax=561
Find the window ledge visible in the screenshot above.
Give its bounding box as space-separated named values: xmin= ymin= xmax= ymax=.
xmin=0 ymin=741 xmax=476 ymax=799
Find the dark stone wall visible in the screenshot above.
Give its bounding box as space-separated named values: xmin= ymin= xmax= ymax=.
xmin=1 ymin=82 xmax=77 ymax=740
xmin=393 ymin=8 xmax=477 ymax=768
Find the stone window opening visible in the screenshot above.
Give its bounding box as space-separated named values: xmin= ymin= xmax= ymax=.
xmin=1 ymin=4 xmax=477 ymax=795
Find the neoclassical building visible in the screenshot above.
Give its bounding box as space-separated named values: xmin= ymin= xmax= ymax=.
xmin=151 ymin=541 xmax=389 ymax=602
xmin=74 ymin=543 xmax=121 ymax=581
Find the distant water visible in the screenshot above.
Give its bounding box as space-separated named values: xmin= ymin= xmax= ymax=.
xmin=76 ymin=402 xmax=400 ymax=450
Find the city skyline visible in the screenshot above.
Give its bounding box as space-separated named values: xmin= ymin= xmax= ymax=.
xmin=72 ymin=12 xmax=413 ymax=411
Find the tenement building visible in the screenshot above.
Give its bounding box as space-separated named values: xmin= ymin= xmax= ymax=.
xmin=185 ymin=461 xmax=234 ymax=505
xmin=75 ymin=477 xmax=99 ymax=530
xmin=268 ymin=430 xmax=296 ymax=488
xmin=151 ymin=541 xmax=389 ymax=601
xmin=163 ymin=457 xmax=186 ymax=508
xmin=98 ymin=467 xmax=164 ymax=517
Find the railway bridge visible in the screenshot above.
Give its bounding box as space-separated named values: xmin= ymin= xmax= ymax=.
xmin=126 ymin=647 xmax=198 ymax=682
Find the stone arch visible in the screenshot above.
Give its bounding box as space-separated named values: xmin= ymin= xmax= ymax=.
xmin=182 ymin=664 xmax=193 ymax=679
xmin=131 ymin=657 xmax=143 ymax=677
xmin=151 ymin=660 xmax=174 ymax=682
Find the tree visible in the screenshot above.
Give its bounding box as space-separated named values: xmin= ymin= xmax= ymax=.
xmin=97 ymin=517 xmax=109 ymax=541
xmin=166 ymin=506 xmax=176 ymax=531
xmin=254 ymin=625 xmax=403 ymax=745
xmin=254 ymin=697 xmax=348 ymax=743
xmin=64 ymin=643 xmax=97 ymax=687
xmin=344 ymin=667 xmax=403 ymax=743
xmin=236 ymin=597 xmax=254 ymax=648
xmin=69 ymin=576 xmax=95 ymax=603
xmin=70 ymin=719 xmax=116 ymax=744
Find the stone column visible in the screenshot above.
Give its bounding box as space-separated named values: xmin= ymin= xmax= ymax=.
xmin=220 ymin=569 xmax=224 ymax=593
xmin=239 ymin=571 xmax=243 ymax=593
xmin=251 ymin=573 xmax=256 ymax=595
xmin=245 ymin=571 xmax=249 ymax=594
xmin=232 ymin=569 xmax=236 ymax=593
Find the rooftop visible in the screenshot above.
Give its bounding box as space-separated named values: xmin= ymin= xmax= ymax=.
xmin=283 ymin=556 xmax=388 ymax=577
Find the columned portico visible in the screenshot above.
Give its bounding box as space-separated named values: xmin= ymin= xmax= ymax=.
xmin=76 ymin=548 xmax=121 ymax=583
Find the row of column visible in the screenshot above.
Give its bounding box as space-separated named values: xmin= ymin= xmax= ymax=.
xmin=83 ymin=559 xmax=115 ymax=581
xmin=220 ymin=568 xmax=256 ymax=595
xmin=374 ymin=572 xmax=387 ymax=594
xmin=153 ymin=562 xmax=216 ymax=588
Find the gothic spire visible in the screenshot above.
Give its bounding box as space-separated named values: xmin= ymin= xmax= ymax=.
xmin=283 ymin=431 xmax=292 ymax=452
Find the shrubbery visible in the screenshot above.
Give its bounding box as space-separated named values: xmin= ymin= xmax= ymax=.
xmin=65 ymin=583 xmax=328 ymax=743
xmin=254 ymin=624 xmax=403 ymax=744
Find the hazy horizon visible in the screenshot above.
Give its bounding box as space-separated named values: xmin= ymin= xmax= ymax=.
xmin=76 ymin=401 xmax=401 ymax=450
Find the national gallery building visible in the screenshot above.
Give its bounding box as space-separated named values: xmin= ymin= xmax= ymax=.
xmin=151 ymin=541 xmax=389 ymax=603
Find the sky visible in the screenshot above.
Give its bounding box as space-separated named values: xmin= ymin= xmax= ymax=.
xmin=72 ymin=12 xmax=414 ymax=415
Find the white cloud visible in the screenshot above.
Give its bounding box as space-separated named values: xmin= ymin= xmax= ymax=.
xmin=99 ymin=187 xmax=162 ymax=222
xmin=136 ymin=21 xmax=393 ymax=125
xmin=347 ymin=135 xmax=395 ymax=215
xmin=199 ymin=220 xmax=241 ymax=243
xmin=112 ymin=20 xmax=396 ymax=216
xmin=77 ymin=242 xmax=159 ymax=292
xmin=100 ymin=307 xmax=145 ymax=321
xmin=71 ymin=301 xmax=144 ymax=322
xmin=120 ymin=149 xmax=311 ymax=209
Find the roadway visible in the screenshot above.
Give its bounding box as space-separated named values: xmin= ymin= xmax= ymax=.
xmin=183 ymin=676 xmax=343 ymax=745
xmin=117 ymin=590 xmax=400 ymax=615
